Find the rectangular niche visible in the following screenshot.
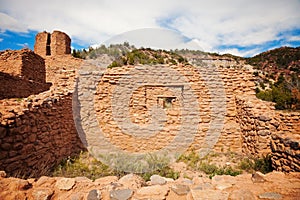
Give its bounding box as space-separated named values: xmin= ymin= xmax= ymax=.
xmin=157 ymin=96 xmax=177 ymax=109
xmin=144 ymin=84 xmax=183 ymax=109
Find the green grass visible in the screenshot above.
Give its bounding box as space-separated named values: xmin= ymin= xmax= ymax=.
xmin=177 ymin=151 xmax=273 ymax=178
xmin=239 ymin=155 xmax=273 ymax=174
xmin=52 ymin=151 xmax=179 ymax=182
xmin=52 ymin=151 xmax=125 ymax=180
xmin=52 ymin=151 xmax=273 ymax=181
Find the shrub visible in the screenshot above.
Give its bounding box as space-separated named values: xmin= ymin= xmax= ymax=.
xmin=52 ymin=151 xmax=123 ymax=180
xmin=253 ymin=155 xmax=273 ymax=174
xmin=238 ymin=155 xmax=273 ymax=174
xmin=140 ymin=166 xmax=179 ymax=181
xmin=197 ymin=162 xmax=241 ymax=178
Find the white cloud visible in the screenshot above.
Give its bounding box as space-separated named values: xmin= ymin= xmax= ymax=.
xmin=289 ymin=36 xmax=300 ymax=42
xmin=0 ymin=0 xmax=299 ymax=55
xmin=103 ymin=28 xmax=203 ymax=50
xmin=16 ymin=42 xmax=29 ymax=48
xmin=217 ymin=48 xmax=263 ymax=58
xmin=0 ymin=38 xmax=3 ymax=42
xmin=0 ymin=12 xmax=27 ymax=32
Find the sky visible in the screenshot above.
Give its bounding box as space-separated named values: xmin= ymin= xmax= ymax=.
xmin=0 ymin=0 xmax=300 ymax=57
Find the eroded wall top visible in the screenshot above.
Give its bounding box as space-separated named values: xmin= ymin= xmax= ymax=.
xmin=34 ymin=30 xmax=71 ymax=57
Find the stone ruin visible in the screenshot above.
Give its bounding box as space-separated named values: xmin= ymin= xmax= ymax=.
xmin=34 ymin=30 xmax=71 ymax=57
xmin=0 ymin=30 xmax=299 ymax=180
xmin=0 ymin=49 xmax=51 ymax=99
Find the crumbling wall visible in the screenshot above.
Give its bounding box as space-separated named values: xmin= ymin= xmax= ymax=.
xmin=235 ymin=96 xmax=279 ymax=155
xmin=0 ymin=53 xmax=84 ymax=177
xmin=235 ymin=96 xmax=300 ymax=172
xmin=34 ymin=30 xmax=71 ymax=57
xmin=91 ymin=64 xmax=256 ymax=154
xmin=0 ymin=49 xmax=46 ymax=82
xmin=50 ymin=31 xmax=71 ymax=56
xmin=0 ymin=94 xmax=85 ymax=177
xmin=34 ymin=32 xmax=49 ymax=57
xmin=270 ymin=112 xmax=300 ymax=172
xmin=0 ymin=49 xmax=50 ymax=99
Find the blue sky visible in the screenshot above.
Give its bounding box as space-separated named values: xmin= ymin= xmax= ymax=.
xmin=0 ymin=0 xmax=300 ymax=57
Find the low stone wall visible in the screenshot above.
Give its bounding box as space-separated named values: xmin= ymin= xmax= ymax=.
xmin=235 ymin=96 xmax=279 ymax=155
xmin=0 ymin=49 xmax=46 ymax=83
xmin=236 ymin=95 xmax=300 ymax=172
xmin=0 ymin=56 xmax=85 ymax=178
xmin=0 ymin=72 xmax=51 ymax=100
xmin=271 ymin=134 xmax=300 ymax=172
xmin=0 ymin=93 xmax=85 ymax=177
xmin=0 ymin=49 xmax=50 ymax=99
xmin=270 ymin=112 xmax=300 ymax=172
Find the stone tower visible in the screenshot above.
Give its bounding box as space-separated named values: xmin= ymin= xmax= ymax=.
xmin=34 ymin=30 xmax=71 ymax=57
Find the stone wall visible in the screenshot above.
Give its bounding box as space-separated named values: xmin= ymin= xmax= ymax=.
xmin=34 ymin=32 xmax=49 ymax=57
xmin=235 ymin=96 xmax=299 ymax=172
xmin=270 ymin=112 xmax=300 ymax=172
xmin=0 ymin=49 xmax=50 ymax=99
xmin=84 ymin=63 xmax=256 ymax=155
xmin=0 ymin=49 xmax=46 ymax=83
xmin=271 ymin=134 xmax=300 ymax=172
xmin=34 ymin=30 xmax=71 ymax=57
xmin=0 ymin=54 xmax=85 ymax=177
xmin=235 ymin=96 xmax=279 ymax=155
xmin=0 ymin=94 xmax=85 ymax=177
xmin=50 ymin=31 xmax=71 ymax=56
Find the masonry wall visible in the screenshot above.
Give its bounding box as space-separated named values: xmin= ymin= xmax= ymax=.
xmin=91 ymin=64 xmax=256 ymax=154
xmin=270 ymin=112 xmax=300 ymax=172
xmin=0 ymin=49 xmax=50 ymax=99
xmin=50 ymin=31 xmax=71 ymax=56
xmin=235 ymin=96 xmax=279 ymax=155
xmin=0 ymin=94 xmax=85 ymax=177
xmin=34 ymin=30 xmax=71 ymax=57
xmin=271 ymin=133 xmax=300 ymax=172
xmin=0 ymin=49 xmax=46 ymax=83
xmin=0 ymin=53 xmax=84 ymax=177
xmin=235 ymin=96 xmax=299 ymax=172
xmin=34 ymin=32 xmax=48 ymax=57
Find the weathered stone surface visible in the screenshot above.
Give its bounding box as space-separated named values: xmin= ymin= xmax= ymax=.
xmin=251 ymin=172 xmax=266 ymax=183
xmin=87 ymin=189 xmax=101 ymax=200
xmin=258 ymin=192 xmax=282 ymax=199
xmin=229 ymin=189 xmax=255 ymax=200
xmin=110 ymin=189 xmax=133 ymax=200
xmin=171 ymin=184 xmax=190 ymax=195
xmin=134 ymin=185 xmax=169 ymax=200
xmin=55 ymin=178 xmax=75 ymax=191
xmin=118 ymin=174 xmax=144 ymax=189
xmin=190 ymin=188 xmax=229 ymax=200
xmin=31 ymin=188 xmax=54 ymax=200
xmin=35 ymin=176 xmax=56 ymax=187
xmin=1 ymin=172 xmax=300 ymax=199
xmin=0 ymin=171 xmax=6 ymax=178
xmin=94 ymin=176 xmax=118 ymax=186
xmin=150 ymin=174 xmax=166 ymax=185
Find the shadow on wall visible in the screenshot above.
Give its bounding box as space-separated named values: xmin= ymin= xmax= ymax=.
xmin=0 ymin=71 xmax=52 ymax=100
xmin=0 ymin=94 xmax=86 ymax=178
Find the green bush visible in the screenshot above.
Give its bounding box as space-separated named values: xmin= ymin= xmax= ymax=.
xmin=238 ymin=155 xmax=273 ymax=174
xmin=52 ymin=152 xmax=124 ymax=180
xmin=140 ymin=166 xmax=179 ymax=181
xmin=253 ymin=155 xmax=273 ymax=174
xmin=197 ymin=162 xmax=241 ymax=178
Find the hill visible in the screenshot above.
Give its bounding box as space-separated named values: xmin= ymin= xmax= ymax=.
xmin=246 ymin=46 xmax=300 ymax=75
xmin=244 ymin=47 xmax=300 ymax=110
